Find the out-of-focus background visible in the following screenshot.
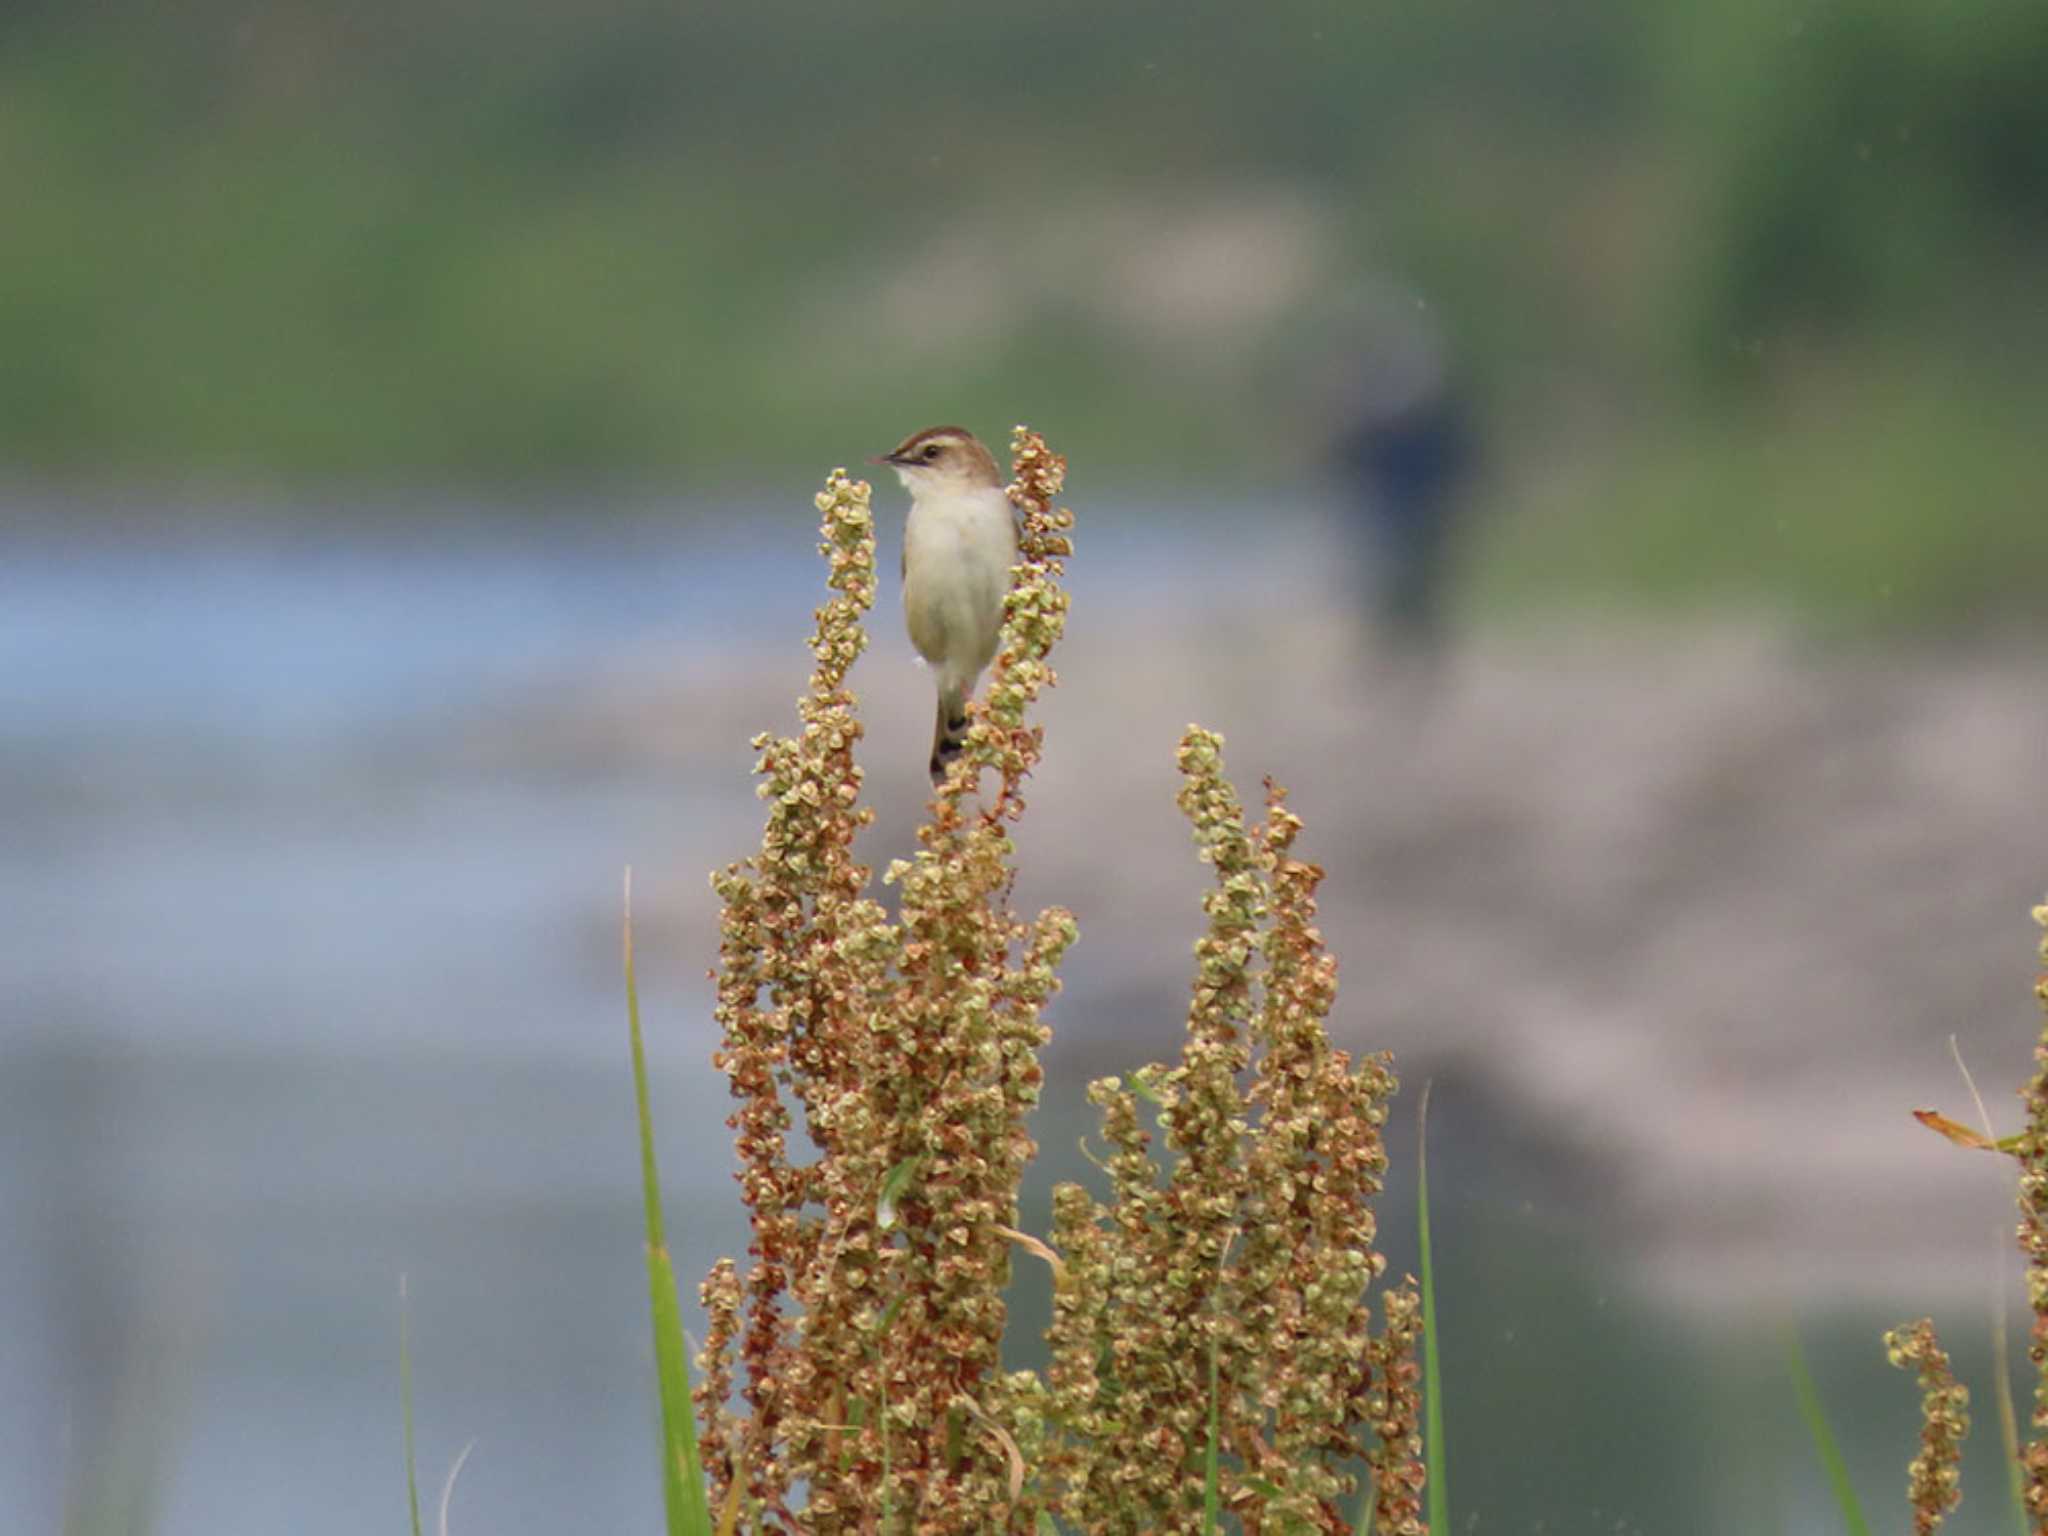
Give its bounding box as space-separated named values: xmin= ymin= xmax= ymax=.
xmin=4 ymin=1 xmax=2044 ymax=1531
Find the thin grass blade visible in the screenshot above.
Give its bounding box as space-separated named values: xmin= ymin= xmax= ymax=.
xmin=1419 ymin=1083 xmax=1448 ymax=1536
xmin=1948 ymin=1036 xmax=2030 ymax=1536
xmin=1993 ymin=1275 xmax=2028 ymax=1536
xmin=1785 ymin=1329 xmax=1872 ymax=1536
xmin=626 ymin=870 xmax=715 ymax=1536
xmin=401 ymin=1276 xmax=423 ymax=1536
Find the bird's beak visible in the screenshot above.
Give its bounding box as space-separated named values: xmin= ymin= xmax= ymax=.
xmin=869 ymin=451 xmax=905 ymax=467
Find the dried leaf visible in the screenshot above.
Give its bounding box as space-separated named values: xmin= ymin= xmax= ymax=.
xmin=955 ymin=1394 xmax=1027 ymax=1507
xmin=1912 ymin=1108 xmax=2021 ymax=1154
xmin=994 ymin=1224 xmax=1067 ymax=1288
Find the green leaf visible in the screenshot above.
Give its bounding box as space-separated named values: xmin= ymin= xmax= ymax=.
xmin=877 ymin=1154 xmax=924 ymax=1232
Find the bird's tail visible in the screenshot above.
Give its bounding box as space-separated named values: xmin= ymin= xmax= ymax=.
xmin=929 ymin=687 xmax=971 ymax=784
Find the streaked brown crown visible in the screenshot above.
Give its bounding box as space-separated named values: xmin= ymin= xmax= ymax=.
xmin=879 ymin=425 xmax=1001 ymax=486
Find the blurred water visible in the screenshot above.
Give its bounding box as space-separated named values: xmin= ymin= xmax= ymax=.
xmin=1 ymin=513 xmax=795 ymax=1534
xmin=0 ymin=497 xmax=1316 ymax=1062
xmin=0 ymin=498 xmax=1412 ymax=1536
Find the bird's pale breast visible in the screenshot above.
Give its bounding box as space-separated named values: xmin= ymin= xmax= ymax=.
xmin=903 ymin=486 xmax=1017 ymax=684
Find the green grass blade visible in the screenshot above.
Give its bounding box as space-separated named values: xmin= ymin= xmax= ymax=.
xmin=626 ymin=870 xmax=715 ymax=1536
xmin=1418 ymin=1083 xmax=1448 ymax=1536
xmin=1785 ymin=1329 xmax=1872 ymax=1536
xmin=62 ymin=1307 xmax=190 ymax=1536
xmin=400 ymin=1276 xmax=424 ymax=1536
xmin=1994 ymin=1291 xmax=2028 ymax=1535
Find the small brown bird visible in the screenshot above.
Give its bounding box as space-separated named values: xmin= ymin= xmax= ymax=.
xmin=873 ymin=426 xmax=1018 ymax=782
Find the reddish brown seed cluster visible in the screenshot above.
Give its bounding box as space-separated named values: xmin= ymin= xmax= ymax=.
xmin=1034 ymin=732 xmax=1424 ymax=1534
xmin=701 ymin=465 xmax=891 ymax=1526
xmin=695 ymin=432 xmax=1423 ymax=1534
xmin=2019 ymin=904 xmax=2048 ymax=1531
xmin=697 ymin=433 xmax=1078 ymax=1532
xmin=1365 ymin=1282 xmax=1428 ymax=1536
xmin=1885 ymin=1318 xmax=1967 ymax=1536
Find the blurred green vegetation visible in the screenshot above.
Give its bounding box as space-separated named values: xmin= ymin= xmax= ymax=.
xmin=3 ymin=0 xmax=2041 ymax=622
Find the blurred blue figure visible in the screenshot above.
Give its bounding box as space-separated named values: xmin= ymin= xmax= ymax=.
xmin=1318 ymin=285 xmax=1476 ymax=651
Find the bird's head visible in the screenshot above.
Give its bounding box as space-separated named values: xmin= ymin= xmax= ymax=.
xmin=872 ymin=426 xmax=1002 ymax=497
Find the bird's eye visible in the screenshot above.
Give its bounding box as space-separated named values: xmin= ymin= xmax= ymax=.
xmin=922 ymin=443 xmax=941 ymax=461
